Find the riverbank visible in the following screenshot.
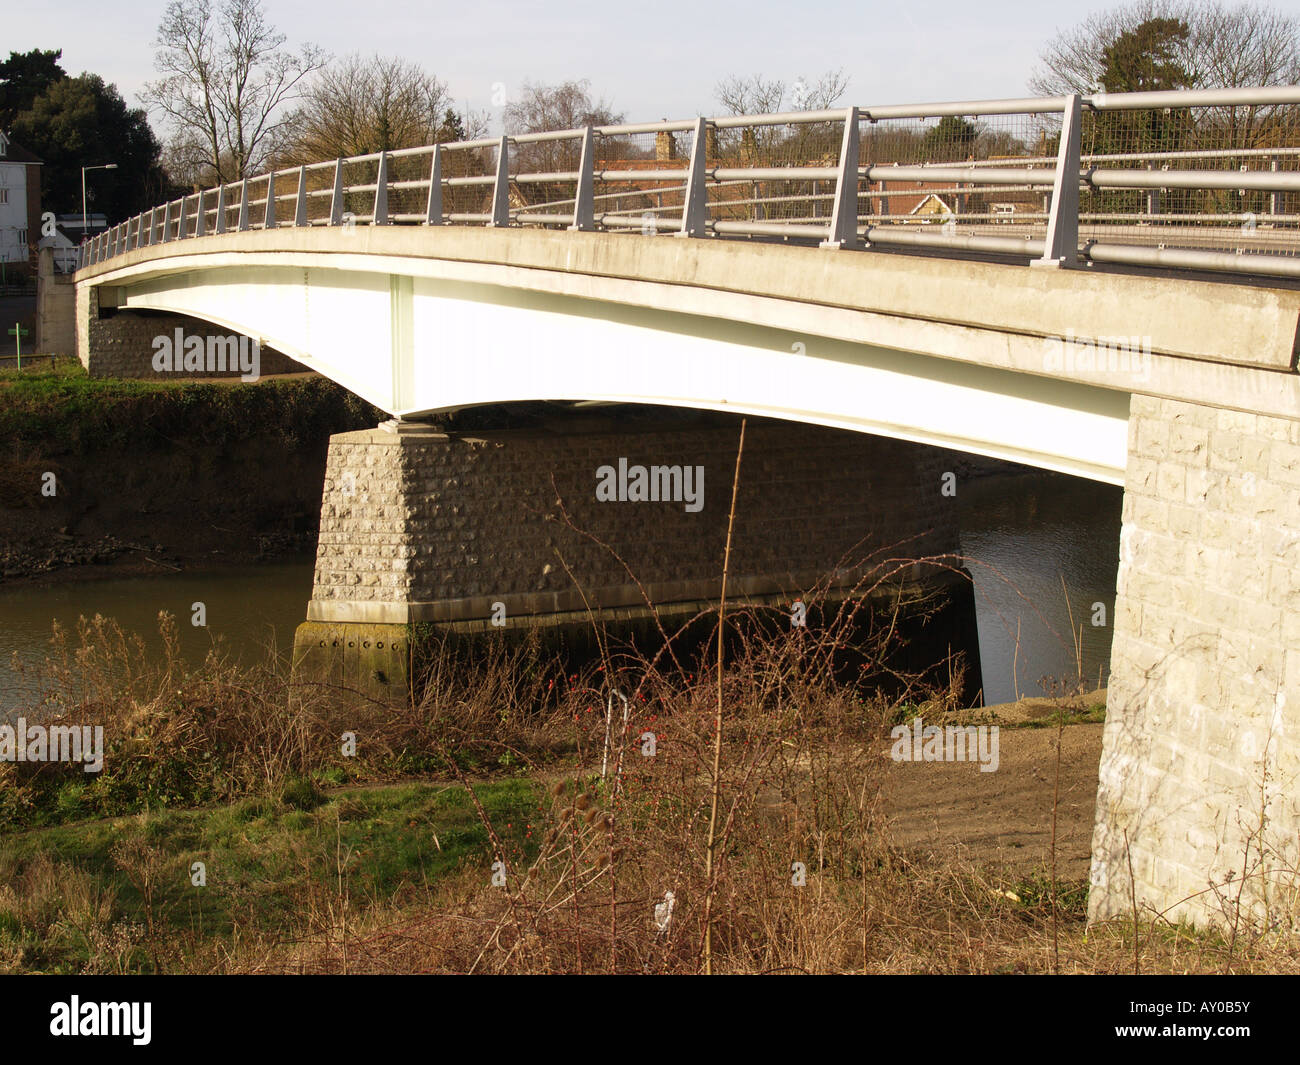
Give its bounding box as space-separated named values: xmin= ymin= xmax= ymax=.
xmin=0 ymin=364 xmax=1041 ymax=588
xmin=2 ymin=598 xmax=1293 ymax=975
xmin=0 ymin=363 xmax=383 ymax=584
xmin=6 ymin=709 xmax=1298 ymax=974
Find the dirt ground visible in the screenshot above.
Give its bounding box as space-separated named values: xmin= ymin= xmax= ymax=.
xmin=881 ymin=709 xmax=1105 ymax=881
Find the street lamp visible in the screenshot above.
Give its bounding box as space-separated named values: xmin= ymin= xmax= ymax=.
xmin=81 ymin=163 xmax=118 ymax=243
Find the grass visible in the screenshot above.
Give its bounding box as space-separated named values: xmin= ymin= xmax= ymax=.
xmin=1009 ymin=702 xmax=1107 ymax=729
xmin=1 ymin=585 xmax=1296 ymax=974
xmin=0 ymin=359 xmax=382 ymax=458
xmin=0 ymin=778 xmax=541 ymax=973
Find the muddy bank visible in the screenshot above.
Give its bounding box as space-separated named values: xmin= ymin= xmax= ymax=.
xmin=0 ymin=371 xmax=382 ymax=584
xmin=0 ymin=376 xmax=1038 ymax=588
xmin=884 ymin=691 xmax=1108 ymax=878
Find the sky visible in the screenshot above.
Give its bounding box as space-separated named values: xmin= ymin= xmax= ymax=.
xmin=2 ymin=0 xmax=1222 ymax=132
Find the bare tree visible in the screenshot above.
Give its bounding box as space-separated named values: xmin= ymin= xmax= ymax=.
xmin=1189 ymin=4 xmax=1300 ymax=89
xmin=142 ymin=0 xmax=325 ymax=184
xmin=713 ymin=70 xmax=849 ymax=162
xmin=504 ymin=78 xmax=623 ymax=135
xmin=714 ymin=69 xmax=849 ymax=116
xmin=714 ymin=73 xmax=788 ymax=117
xmin=281 ymin=53 xmax=453 ymax=161
xmin=504 ymin=79 xmax=624 ymax=173
xmin=792 ymin=69 xmax=851 ymax=112
xmin=1031 ymin=1 xmax=1300 ymax=153
xmin=1030 ymin=0 xmax=1300 ymax=95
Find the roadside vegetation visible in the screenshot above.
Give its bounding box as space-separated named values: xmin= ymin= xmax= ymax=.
xmin=3 ymin=593 xmax=1296 ymax=975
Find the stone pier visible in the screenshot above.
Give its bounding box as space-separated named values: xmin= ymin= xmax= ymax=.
xmin=1091 ymin=394 xmax=1300 ymax=928
xmin=289 ymin=415 xmax=982 ymax=708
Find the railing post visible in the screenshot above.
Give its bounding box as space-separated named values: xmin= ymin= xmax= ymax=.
xmin=177 ymin=196 xmax=189 ymax=240
xmin=489 ymin=137 xmax=511 ymax=227
xmin=329 ymin=159 xmax=344 ymax=226
xmin=194 ymin=189 xmax=206 ymax=238
xmin=1033 ymin=93 xmax=1082 ymax=268
xmin=821 ymin=106 xmax=862 ymax=250
xmin=237 ymin=179 xmax=250 ymax=231
xmin=424 ymin=145 xmax=443 ymax=225
xmin=570 ymin=126 xmax=595 ymax=231
xmin=677 ymin=117 xmax=710 ymax=237
xmin=215 ymin=184 xmax=228 ymax=234
xmin=164 ymin=200 xmax=174 ymax=242
xmin=147 ymin=207 xmax=158 ymax=246
xmin=373 ymin=152 xmax=389 ymax=225
xmin=265 ymin=172 xmax=277 ymax=229
xmin=295 ymin=165 xmax=308 ymax=226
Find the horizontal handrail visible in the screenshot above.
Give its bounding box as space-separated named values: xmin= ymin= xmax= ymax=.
xmin=76 ymin=85 xmax=1300 ymax=282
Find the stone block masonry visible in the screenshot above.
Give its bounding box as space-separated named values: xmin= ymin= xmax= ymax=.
xmin=305 ymin=418 xmax=961 ymax=623
xmin=1091 ymin=393 xmax=1300 ymax=928
xmin=293 ymin=415 xmax=980 ymax=707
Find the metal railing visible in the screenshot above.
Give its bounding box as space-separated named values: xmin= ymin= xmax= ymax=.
xmin=80 ymin=85 xmax=1300 ymax=279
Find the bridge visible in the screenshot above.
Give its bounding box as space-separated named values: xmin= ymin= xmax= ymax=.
xmin=75 ymin=86 xmax=1300 ymax=931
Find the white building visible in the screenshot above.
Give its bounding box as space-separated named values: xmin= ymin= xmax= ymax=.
xmin=0 ymin=130 xmax=43 ymax=268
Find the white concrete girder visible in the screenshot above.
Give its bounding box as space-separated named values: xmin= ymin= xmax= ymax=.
xmin=113 ymin=262 xmax=1130 ymax=483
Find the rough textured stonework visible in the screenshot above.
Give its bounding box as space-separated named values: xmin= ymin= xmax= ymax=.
xmin=1091 ymin=393 xmax=1300 ymax=928
xmin=76 ymin=287 xmax=304 ymax=378
xmin=306 ymin=418 xmax=962 ymax=624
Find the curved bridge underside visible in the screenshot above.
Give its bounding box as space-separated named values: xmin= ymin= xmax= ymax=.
xmin=78 ymin=227 xmax=1300 ymax=484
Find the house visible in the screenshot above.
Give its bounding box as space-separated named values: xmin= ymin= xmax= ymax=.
xmin=0 ymin=130 xmax=43 ymax=267
xmin=55 ymin=213 xmax=109 ymax=243
xmin=40 ymin=223 xmax=81 ymax=273
xmin=907 ymin=192 xmax=956 ymax=220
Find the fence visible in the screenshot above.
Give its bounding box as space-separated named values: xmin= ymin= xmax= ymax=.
xmin=80 ymin=86 xmax=1300 ymax=279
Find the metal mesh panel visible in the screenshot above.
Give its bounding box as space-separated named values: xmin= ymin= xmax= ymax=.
xmin=582 ymin=131 xmax=685 ymax=233
xmin=860 ymin=112 xmax=1055 ymax=246
xmin=1079 ymin=102 xmax=1300 ymax=255
xmin=84 ymin=89 xmax=1300 ymax=278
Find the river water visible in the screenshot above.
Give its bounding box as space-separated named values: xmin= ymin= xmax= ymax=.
xmin=0 ymin=470 xmax=1122 ymax=713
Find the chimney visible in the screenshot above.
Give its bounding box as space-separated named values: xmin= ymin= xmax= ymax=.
xmin=655 ymin=127 xmax=676 ymax=162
